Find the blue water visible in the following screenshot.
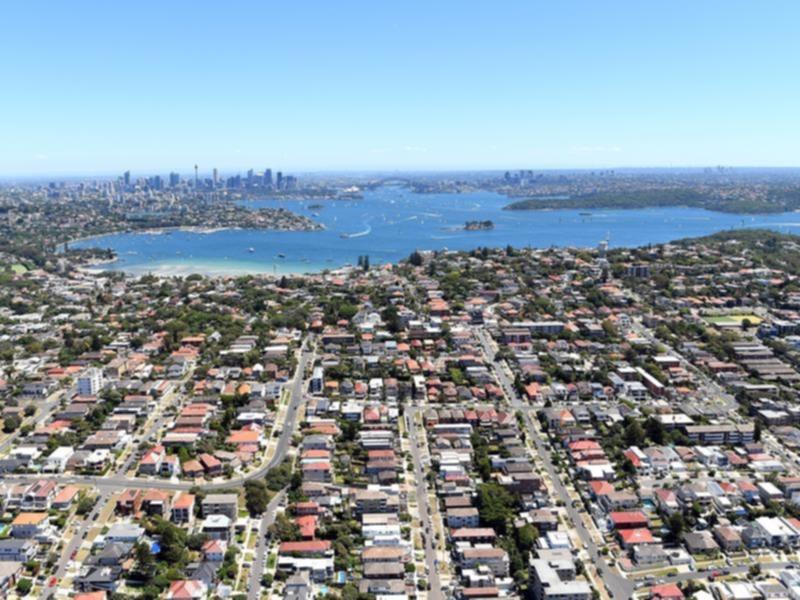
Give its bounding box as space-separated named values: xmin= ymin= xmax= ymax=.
xmin=72 ymin=186 xmax=800 ymax=275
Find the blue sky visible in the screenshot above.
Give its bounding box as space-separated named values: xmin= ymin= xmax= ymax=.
xmin=2 ymin=1 xmax=799 ymax=176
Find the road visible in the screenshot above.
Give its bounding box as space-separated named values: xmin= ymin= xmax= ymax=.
xmin=473 ymin=327 xmax=799 ymax=595
xmin=0 ymin=389 xmax=64 ymax=454
xmin=406 ymin=411 xmax=444 ymax=600
xmin=117 ymin=371 xmax=194 ymax=476
xmin=628 ymin=317 xmax=738 ymax=415
xmin=248 ymin=490 xmax=286 ymax=600
xmin=36 ymin=343 xmax=315 ymax=598
xmin=655 ymin=560 xmax=791 ymax=588
xmin=41 ymin=487 xmax=114 ymax=599
xmin=474 ymin=329 xmax=635 ymax=600
xmin=7 ymin=345 xmax=315 ymax=493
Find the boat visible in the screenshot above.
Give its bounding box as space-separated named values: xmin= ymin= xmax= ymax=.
xmin=277 ymin=253 xmax=286 ymax=258
xmin=247 ymin=247 xmax=255 ymax=253
xmin=579 ymin=212 xmax=593 ymax=216
xmin=340 ymin=224 xmax=372 ymax=239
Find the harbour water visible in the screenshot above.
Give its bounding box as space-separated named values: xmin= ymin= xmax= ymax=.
xmin=72 ymin=186 xmax=800 ymax=276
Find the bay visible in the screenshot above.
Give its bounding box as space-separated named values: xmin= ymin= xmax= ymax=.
xmin=72 ymin=186 xmax=800 ymax=276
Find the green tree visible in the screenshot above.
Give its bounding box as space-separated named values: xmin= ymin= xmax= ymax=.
xmin=270 ymin=513 xmax=301 ymax=542
xmin=153 ymin=518 xmax=188 ymax=565
xmin=667 ymin=512 xmax=685 ymax=543
xmin=245 ymin=480 xmax=269 ymax=516
xmin=476 ymin=482 xmax=517 ymax=535
xmin=76 ymin=493 xmax=96 ymax=516
xmin=133 ymin=542 xmax=156 ymax=583
xmin=623 ymin=419 xmax=645 ymax=447
xmin=16 ymin=578 xmax=32 ymax=595
xmin=515 ymin=523 xmax=538 ymax=555
xmin=645 ymin=417 xmax=665 ymax=445
xmin=3 ymin=415 xmax=21 ymax=433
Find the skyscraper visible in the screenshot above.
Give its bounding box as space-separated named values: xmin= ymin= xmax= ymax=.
xmin=123 ymin=170 xmax=130 ymax=186
xmin=194 ymin=164 xmax=199 ymax=189
xmin=169 ymin=172 xmax=180 ymax=188
xmin=276 ymin=171 xmax=283 ymax=190
xmin=212 ymin=168 xmax=218 ymax=187
xmin=263 ymin=168 xmax=272 ymax=187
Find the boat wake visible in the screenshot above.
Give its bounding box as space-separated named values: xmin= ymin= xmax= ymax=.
xmin=340 ymin=224 xmax=372 ymax=239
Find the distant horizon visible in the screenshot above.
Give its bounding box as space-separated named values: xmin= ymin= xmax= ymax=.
xmin=6 ymin=164 xmax=800 ymax=183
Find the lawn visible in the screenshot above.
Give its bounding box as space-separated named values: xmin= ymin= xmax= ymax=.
xmin=704 ymin=314 xmax=762 ymax=326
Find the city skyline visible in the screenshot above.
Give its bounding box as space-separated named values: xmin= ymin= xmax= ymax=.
xmin=3 ymin=1 xmax=800 ymax=175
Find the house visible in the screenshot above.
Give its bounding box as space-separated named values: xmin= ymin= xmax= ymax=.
xmin=167 ymin=580 xmax=208 ymax=600
xmin=459 ymin=547 xmax=510 ymax=577
xmin=11 ymin=512 xmax=50 ymax=539
xmin=0 ymin=539 xmax=36 ymax=562
xmin=141 ymin=490 xmax=171 ymax=518
xmin=363 ymin=562 xmax=405 ymax=579
xmin=161 ymin=455 xmax=181 ymax=477
xmin=201 ymin=494 xmax=238 ymax=519
xmin=618 ymin=528 xmax=656 ymax=548
xmin=75 ymin=566 xmax=121 ymax=593
xmin=182 ymin=460 xmax=204 ymax=478
xmin=683 ymin=531 xmax=720 ymax=555
xmin=44 ymin=447 xmax=75 ymax=473
xmin=529 ymin=558 xmax=591 ymax=600
xmin=21 ymin=479 xmax=57 ymax=511
xmin=52 ymin=485 xmax=80 ymax=510
xmin=650 ymin=583 xmax=684 ymax=600
xmin=713 ymin=525 xmax=743 ymax=552
xmin=138 ymin=446 xmax=165 ymax=475
xmin=446 ymin=507 xmax=480 ymax=529
xmin=748 ymin=516 xmax=800 ymax=548
xmin=198 ymin=453 xmax=222 ymax=476
xmin=361 ymin=546 xmax=407 ymax=564
xmin=201 ymin=515 xmax=232 ymax=541
xmin=278 ymin=541 xmax=334 ymax=582
xmin=75 ymin=593 xmax=108 ymax=600
xmin=302 ymin=461 xmax=332 ymax=482
xmin=450 ymin=528 xmax=497 ymax=544
xmin=105 ymin=523 xmax=145 ymax=544
xmin=609 ymin=511 xmax=649 ymax=530
xmin=171 ymin=493 xmax=196 ymax=525
xmin=633 ymin=544 xmax=669 ymax=567
xmin=201 ymin=539 xmax=226 ymax=562
xmin=279 ymin=541 xmax=332 ymax=556
xmin=284 ymin=572 xmax=312 ymax=600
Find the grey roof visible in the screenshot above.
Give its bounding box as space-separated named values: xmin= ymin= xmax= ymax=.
xmin=0 ymin=539 xmax=34 ymax=549
xmin=284 ymin=571 xmax=310 ymax=600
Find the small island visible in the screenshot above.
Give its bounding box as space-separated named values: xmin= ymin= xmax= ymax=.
xmin=464 ymin=220 xmax=495 ymax=231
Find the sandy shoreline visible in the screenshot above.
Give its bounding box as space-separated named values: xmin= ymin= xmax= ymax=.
xmin=65 ymin=226 xmax=238 ymax=247
xmin=77 ymin=258 xmax=339 ymax=279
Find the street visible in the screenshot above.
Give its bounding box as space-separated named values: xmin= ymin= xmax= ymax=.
xmin=248 ymin=490 xmax=286 ymax=600
xmin=32 ymin=342 xmax=316 ymax=599
xmin=474 ymin=328 xmax=635 ymax=600
xmin=406 ymin=411 xmax=444 ymax=600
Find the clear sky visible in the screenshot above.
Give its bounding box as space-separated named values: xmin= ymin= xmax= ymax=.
xmin=2 ymin=1 xmax=800 ymax=176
